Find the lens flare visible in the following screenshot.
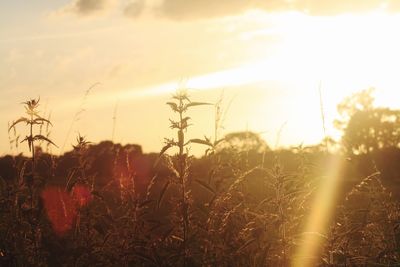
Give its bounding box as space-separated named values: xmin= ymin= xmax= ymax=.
xmin=292 ymin=157 xmax=345 ymax=266
xmin=41 ymin=185 xmax=92 ymax=236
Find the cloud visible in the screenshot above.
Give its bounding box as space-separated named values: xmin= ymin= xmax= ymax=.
xmin=298 ymin=0 xmax=397 ymax=15
xmin=157 ymin=0 xmax=400 ymax=19
xmin=156 ymin=0 xmax=264 ymax=20
xmin=123 ymin=0 xmax=145 ymax=18
xmin=51 ymin=0 xmax=400 ymax=20
xmin=57 ymin=0 xmax=115 ymax=16
xmin=75 ymin=0 xmax=108 ymax=14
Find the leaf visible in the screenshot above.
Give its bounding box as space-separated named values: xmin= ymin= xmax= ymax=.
xmin=161 ymin=143 xmax=173 ymax=157
xmin=20 ymin=136 xmax=33 ymax=151
xmin=185 ymin=102 xmax=212 ymax=109
xmin=33 ymin=117 xmax=52 ymax=126
xmin=190 ymin=138 xmax=213 ymax=147
xmin=8 ymin=117 xmax=29 ymax=131
xmin=195 ymin=179 xmax=215 ymax=195
xmin=169 ymin=119 xmax=180 ymax=129
xmin=214 ymin=138 xmax=225 ymax=146
xmin=154 ymin=143 xmax=173 ymax=167
xmin=166 ymin=102 xmax=179 ymax=112
xmin=33 ymin=135 xmax=58 ymax=147
xmin=205 ymin=148 xmax=212 ymax=156
xmin=157 ymin=180 xmax=170 ymax=209
xmin=181 ymin=117 xmax=191 ymax=129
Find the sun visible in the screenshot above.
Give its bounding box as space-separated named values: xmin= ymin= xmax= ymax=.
xmin=273 ymin=11 xmax=400 ymax=93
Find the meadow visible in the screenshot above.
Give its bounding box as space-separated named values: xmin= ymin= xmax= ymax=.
xmin=0 ymin=89 xmax=399 ymax=267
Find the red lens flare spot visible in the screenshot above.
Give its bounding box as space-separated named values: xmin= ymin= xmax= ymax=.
xmin=41 ymin=187 xmax=77 ymax=236
xmin=41 ymin=185 xmax=92 ymax=236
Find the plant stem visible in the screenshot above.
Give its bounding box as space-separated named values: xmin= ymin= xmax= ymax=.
xmin=30 ymin=115 xmax=35 ymax=173
xmin=178 ymin=99 xmax=188 ymax=267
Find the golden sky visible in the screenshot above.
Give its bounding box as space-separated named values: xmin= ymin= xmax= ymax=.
xmin=2 ymin=0 xmax=400 ymax=155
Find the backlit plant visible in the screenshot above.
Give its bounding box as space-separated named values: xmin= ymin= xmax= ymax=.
xmin=9 ymin=97 xmax=57 ymax=172
xmin=158 ymin=89 xmax=212 ymax=266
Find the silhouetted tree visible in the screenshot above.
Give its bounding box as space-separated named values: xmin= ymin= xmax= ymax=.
xmin=336 ymin=88 xmax=400 ymax=155
xmin=217 ymin=131 xmax=269 ymax=153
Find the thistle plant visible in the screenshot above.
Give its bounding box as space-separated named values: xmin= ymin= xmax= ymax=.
xmin=6 ymin=98 xmax=57 ymax=266
xmin=8 ymin=97 xmax=57 ymax=214
xmin=9 ymin=98 xmax=57 ymax=173
xmin=71 ymin=134 xmax=91 ymax=186
xmin=159 ymin=89 xmax=211 ymax=266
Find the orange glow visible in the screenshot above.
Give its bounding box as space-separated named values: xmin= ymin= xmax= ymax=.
xmin=42 ymin=185 xmax=92 ymax=235
xmin=41 ymin=187 xmax=77 ymax=236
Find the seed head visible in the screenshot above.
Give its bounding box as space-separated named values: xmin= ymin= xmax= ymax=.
xmin=23 ymin=97 xmax=40 ymax=116
xmin=73 ymin=134 xmax=90 ymax=151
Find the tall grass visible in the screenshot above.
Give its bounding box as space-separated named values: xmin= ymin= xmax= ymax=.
xmin=0 ymin=92 xmax=399 ymax=266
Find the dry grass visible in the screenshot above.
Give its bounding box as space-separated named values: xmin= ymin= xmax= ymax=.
xmin=0 ymin=92 xmax=399 ymax=266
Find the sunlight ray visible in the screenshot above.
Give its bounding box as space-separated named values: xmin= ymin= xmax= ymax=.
xmin=292 ymin=157 xmax=344 ymax=266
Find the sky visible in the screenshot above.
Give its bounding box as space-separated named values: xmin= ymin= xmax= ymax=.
xmin=2 ymin=0 xmax=400 ymax=156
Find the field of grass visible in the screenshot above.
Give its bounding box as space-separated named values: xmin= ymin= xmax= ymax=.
xmin=0 ymin=89 xmax=399 ymax=267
